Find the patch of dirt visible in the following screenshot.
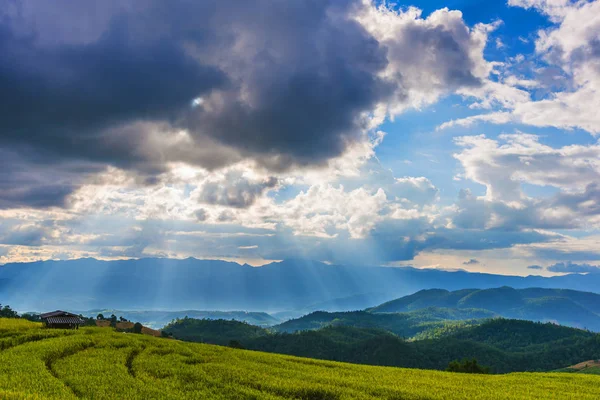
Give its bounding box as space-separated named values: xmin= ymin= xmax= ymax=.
xmin=94 ymin=320 xmax=161 ymax=337
xmin=568 ymin=360 xmax=600 ymax=370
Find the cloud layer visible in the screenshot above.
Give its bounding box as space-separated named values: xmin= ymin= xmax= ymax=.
xmin=2 ymin=0 xmax=600 ymax=274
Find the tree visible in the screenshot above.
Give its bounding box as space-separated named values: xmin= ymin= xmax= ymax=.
xmin=133 ymin=322 xmax=143 ymax=334
xmin=228 ymin=340 xmax=245 ymax=349
xmin=446 ymin=358 xmax=490 ymax=374
xmin=0 ymin=304 xmax=19 ymax=318
xmin=21 ymin=313 xmax=41 ymax=322
xmin=97 ymin=313 xmax=105 ymax=320
xmin=110 ymin=314 xmax=118 ymax=328
xmin=79 ymin=315 xmax=97 ymax=327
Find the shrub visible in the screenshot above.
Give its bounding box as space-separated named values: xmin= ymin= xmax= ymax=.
xmin=133 ymin=323 xmax=143 ymax=334
xmin=446 ymin=358 xmax=490 ymax=374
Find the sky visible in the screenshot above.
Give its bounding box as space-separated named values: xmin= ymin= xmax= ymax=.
xmin=1 ymin=0 xmax=600 ymax=276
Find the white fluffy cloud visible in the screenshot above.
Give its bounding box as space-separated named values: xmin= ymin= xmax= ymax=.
xmin=507 ymin=0 xmax=574 ymax=22
xmin=453 ymin=133 xmax=600 ymax=229
xmin=440 ymin=0 xmax=600 ymax=134
xmin=355 ymin=3 xmax=494 ymax=114
xmin=275 ymin=185 xmax=388 ymax=239
xmin=6 ymin=0 xmax=591 ymax=270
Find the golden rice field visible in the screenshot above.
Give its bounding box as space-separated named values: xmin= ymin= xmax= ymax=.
xmin=1 ymin=318 xmax=599 ymax=399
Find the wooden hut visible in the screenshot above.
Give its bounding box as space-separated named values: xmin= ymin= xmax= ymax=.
xmin=40 ymin=310 xmax=84 ymax=329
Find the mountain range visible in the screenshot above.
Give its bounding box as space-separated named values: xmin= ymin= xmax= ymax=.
xmin=368 ymin=287 xmax=600 ymax=331
xmin=271 ymin=287 xmax=600 ymax=333
xmin=3 ymin=257 xmax=600 ymax=312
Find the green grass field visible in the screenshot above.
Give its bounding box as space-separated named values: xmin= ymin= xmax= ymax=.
xmin=1 ymin=319 xmax=600 ymax=399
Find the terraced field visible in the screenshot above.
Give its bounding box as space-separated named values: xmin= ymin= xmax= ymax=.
xmin=1 ymin=319 xmax=600 ymax=399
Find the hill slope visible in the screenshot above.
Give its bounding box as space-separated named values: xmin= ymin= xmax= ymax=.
xmin=164 ymin=317 xmax=600 ymax=373
xmin=370 ymin=287 xmax=600 ymax=331
xmin=556 ymin=360 xmax=600 ymax=375
xmin=2 ymin=319 xmax=600 ymax=399
xmin=274 ymin=308 xmax=494 ymax=337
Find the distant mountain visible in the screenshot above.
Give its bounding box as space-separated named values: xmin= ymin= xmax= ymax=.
xmin=272 ymin=292 xmax=397 ymax=321
xmin=78 ymin=310 xmax=281 ymax=329
xmin=369 ymin=287 xmax=600 ymax=331
xmin=299 ymin=292 xmax=396 ymax=313
xmin=3 ymin=257 xmax=600 ymax=312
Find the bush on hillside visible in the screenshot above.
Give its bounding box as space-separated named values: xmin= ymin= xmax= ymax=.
xmin=446 ymin=358 xmax=490 ymax=374
xmin=133 ymin=322 xmax=143 ymax=334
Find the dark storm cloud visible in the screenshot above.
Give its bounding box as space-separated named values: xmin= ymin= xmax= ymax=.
xmin=0 ymin=1 xmax=489 ymax=172
xmin=0 ymin=150 xmax=102 ymax=209
xmin=0 ymin=0 xmax=491 ymax=209
xmin=546 ymin=262 xmax=600 ymax=274
xmin=0 ymin=0 xmax=393 ymax=172
xmin=0 ymin=5 xmax=226 ymax=167
xmin=463 ymin=258 xmax=480 ymax=265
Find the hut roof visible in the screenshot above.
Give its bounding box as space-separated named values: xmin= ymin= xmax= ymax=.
xmin=40 ymin=310 xmax=80 ymax=319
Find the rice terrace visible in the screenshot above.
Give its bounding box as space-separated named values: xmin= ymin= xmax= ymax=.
xmin=4 ymin=0 xmax=600 ymax=398
xmin=0 ymin=318 xmax=598 ymax=399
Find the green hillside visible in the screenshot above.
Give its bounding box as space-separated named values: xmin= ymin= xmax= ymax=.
xmin=274 ymin=308 xmax=494 ymax=337
xmin=368 ymin=287 xmax=600 ymax=331
xmin=162 ymin=317 xmax=267 ymax=345
xmin=164 ymin=317 xmax=600 ymax=373
xmin=448 ymin=318 xmax=593 ymax=351
xmin=2 ymin=319 xmax=600 ymax=399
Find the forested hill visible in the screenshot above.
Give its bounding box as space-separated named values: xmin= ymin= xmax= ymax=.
xmin=274 ymin=308 xmax=494 ymax=337
xmin=369 ymin=287 xmax=600 ymax=331
xmin=3 ymin=258 xmax=600 ymax=312
xmin=162 ymin=318 xmax=600 ymax=374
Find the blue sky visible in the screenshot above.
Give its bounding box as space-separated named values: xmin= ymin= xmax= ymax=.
xmin=1 ymin=0 xmax=600 ymax=276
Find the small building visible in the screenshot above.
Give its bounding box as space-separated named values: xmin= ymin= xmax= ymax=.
xmin=40 ymin=310 xmax=84 ymax=329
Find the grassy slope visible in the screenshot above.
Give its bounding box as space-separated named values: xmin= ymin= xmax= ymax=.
xmin=1 ymin=319 xmax=600 ymax=399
